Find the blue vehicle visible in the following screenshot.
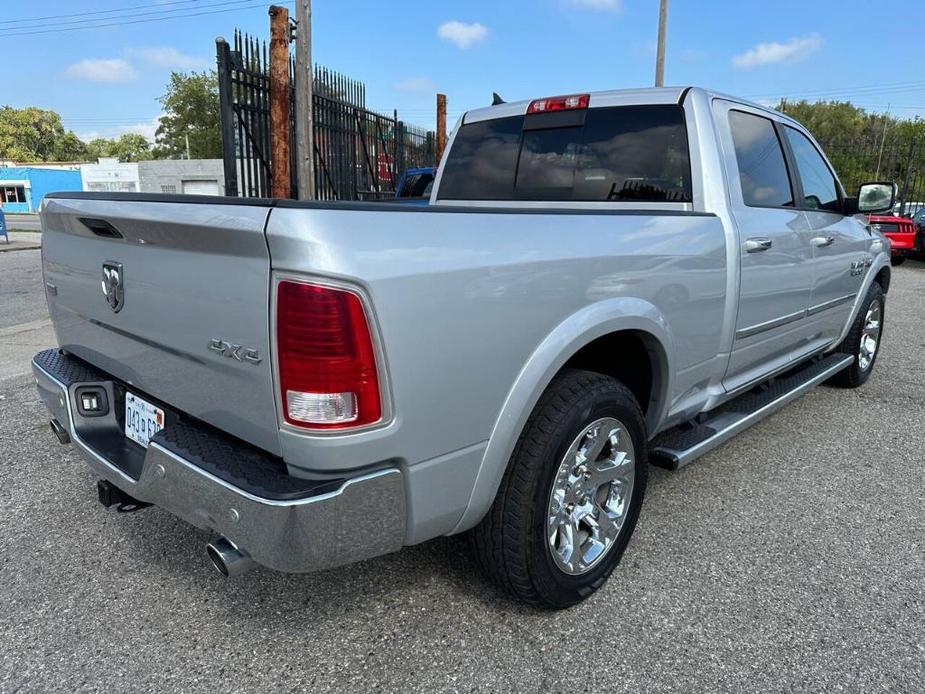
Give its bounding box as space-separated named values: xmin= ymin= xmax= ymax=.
xmin=394 ymin=166 xmax=435 ymax=205
xmin=0 ymin=207 xmax=7 ymax=243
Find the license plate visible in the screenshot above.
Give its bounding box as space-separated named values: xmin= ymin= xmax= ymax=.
xmin=125 ymin=392 xmax=165 ymax=448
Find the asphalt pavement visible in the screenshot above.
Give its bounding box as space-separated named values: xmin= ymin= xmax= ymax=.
xmin=3 ymin=214 xmax=42 ymax=232
xmin=1 ymin=249 xmax=923 ymax=693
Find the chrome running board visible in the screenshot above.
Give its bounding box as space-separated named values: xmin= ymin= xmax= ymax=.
xmin=650 ymin=353 xmax=854 ymax=470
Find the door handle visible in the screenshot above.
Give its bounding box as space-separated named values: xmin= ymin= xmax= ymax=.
xmin=811 ymin=235 xmax=836 ymax=247
xmin=744 ymin=237 xmax=773 ymax=253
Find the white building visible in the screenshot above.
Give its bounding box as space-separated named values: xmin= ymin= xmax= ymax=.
xmin=138 ymin=159 xmax=224 ymax=196
xmin=78 ymin=158 xmax=225 ymax=196
xmin=80 ymin=158 xmax=140 ymax=193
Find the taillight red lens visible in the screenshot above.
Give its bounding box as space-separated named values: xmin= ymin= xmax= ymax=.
xmin=276 ymin=280 xmax=381 ymax=430
xmin=526 ymin=94 xmax=590 ymax=114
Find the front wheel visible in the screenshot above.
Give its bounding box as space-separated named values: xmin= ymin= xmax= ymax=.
xmin=831 ymin=282 xmax=884 ymax=388
xmin=473 ymin=369 xmax=648 ymax=609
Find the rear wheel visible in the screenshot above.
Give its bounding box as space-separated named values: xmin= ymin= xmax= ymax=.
xmin=831 ymin=282 xmax=884 ymax=388
xmin=890 ymin=255 xmax=906 ymax=266
xmin=473 ymin=369 xmax=647 ymax=609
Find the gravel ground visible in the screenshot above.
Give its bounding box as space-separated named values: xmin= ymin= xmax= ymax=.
xmin=1 ymin=261 xmax=923 ymax=693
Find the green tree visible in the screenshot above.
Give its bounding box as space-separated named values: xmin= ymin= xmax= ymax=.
xmin=0 ymin=106 xmax=87 ymax=161
xmin=154 ymin=71 xmax=221 ymax=159
xmin=777 ymin=99 xmax=925 ymax=200
xmin=85 ymin=133 xmax=153 ymax=162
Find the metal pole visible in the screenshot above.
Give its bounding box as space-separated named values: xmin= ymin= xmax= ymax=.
xmin=874 ymin=106 xmax=890 ymax=180
xmin=435 ymin=93 xmax=447 ymax=167
xmin=899 ymin=136 xmax=916 ymax=216
xmin=268 ymin=5 xmax=292 ymax=198
xmin=655 ymin=0 xmax=668 ymax=87
xmin=215 ymin=37 xmax=239 ymax=196
xmin=294 ymin=0 xmax=315 ymax=199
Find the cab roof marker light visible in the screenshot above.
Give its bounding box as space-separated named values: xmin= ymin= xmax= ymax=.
xmin=526 ymin=94 xmax=590 ymax=115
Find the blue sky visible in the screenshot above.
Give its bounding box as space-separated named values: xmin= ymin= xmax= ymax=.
xmin=3 ymin=0 xmax=924 ymax=142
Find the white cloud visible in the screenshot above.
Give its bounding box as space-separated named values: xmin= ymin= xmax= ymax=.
xmin=129 ymin=47 xmax=209 ymax=70
xmin=65 ymin=58 xmax=138 ymax=83
xmin=395 ymin=77 xmax=436 ymax=93
xmin=437 ymin=21 xmax=488 ymax=49
xmin=732 ymin=33 xmax=822 ymax=68
xmin=76 ymin=116 xmax=163 ymax=144
xmin=565 ymin=0 xmax=621 ymax=11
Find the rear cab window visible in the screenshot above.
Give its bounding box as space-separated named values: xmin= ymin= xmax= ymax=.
xmin=438 ymin=105 xmax=692 ymax=203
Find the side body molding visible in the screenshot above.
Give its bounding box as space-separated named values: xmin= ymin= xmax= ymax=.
xmin=451 ymin=298 xmax=673 ymax=534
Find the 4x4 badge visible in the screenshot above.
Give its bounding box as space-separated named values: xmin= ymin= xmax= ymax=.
xmin=208 ymin=338 xmax=262 ymax=365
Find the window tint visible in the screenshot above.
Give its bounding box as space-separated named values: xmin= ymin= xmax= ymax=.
xmin=782 ymin=126 xmax=840 ymax=212
xmin=515 ymin=106 xmax=691 ymax=201
xmin=437 ymin=116 xmax=522 ymax=200
xmin=438 ymin=105 xmax=692 ymax=202
xmin=728 ymin=111 xmax=793 ymax=208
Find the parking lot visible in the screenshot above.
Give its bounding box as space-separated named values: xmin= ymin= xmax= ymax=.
xmin=1 ymin=247 xmax=922 ymax=693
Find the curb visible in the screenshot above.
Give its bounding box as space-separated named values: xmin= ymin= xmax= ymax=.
xmin=0 ymin=244 xmax=42 ymax=253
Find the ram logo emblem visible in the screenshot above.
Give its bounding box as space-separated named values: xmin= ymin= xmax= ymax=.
xmin=101 ymin=261 xmax=124 ymax=313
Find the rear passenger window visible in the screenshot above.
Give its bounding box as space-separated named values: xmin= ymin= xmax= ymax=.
xmin=728 ymin=111 xmax=794 ymax=208
xmin=782 ymin=126 xmax=840 ymax=212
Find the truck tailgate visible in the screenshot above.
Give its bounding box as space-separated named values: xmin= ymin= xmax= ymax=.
xmin=40 ymin=196 xmax=281 ymax=455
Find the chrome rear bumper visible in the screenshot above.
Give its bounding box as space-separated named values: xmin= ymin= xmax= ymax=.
xmin=33 ymin=350 xmax=406 ymax=574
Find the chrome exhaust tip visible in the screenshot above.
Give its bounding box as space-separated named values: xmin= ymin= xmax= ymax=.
xmin=206 ymin=537 xmax=255 ymax=578
xmin=50 ymin=419 xmax=70 ymax=445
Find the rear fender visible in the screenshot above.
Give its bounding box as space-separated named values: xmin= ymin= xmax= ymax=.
xmin=450 ymin=298 xmax=672 ymax=534
xmin=827 ymin=251 xmax=890 ymax=351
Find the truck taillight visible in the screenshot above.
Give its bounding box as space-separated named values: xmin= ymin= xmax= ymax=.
xmin=276 ymin=280 xmax=381 ymax=430
xmin=526 ymin=94 xmax=589 ymax=114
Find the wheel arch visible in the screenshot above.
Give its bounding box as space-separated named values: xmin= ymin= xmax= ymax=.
xmin=451 ymin=299 xmax=673 ymax=534
xmin=874 ymin=265 xmax=891 ymax=294
xmin=828 ymin=254 xmax=891 ymax=353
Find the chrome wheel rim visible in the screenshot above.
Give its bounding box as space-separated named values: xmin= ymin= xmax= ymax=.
xmin=859 ymin=300 xmax=882 ymax=371
xmin=546 ymin=417 xmax=635 ymax=576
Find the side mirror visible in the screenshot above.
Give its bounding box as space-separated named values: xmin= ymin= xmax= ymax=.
xmin=857 ymin=182 xmax=897 ymax=214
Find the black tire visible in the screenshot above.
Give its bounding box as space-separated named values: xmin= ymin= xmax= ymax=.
xmin=831 ymin=282 xmax=885 ymax=388
xmin=472 ymin=369 xmax=648 ymax=609
xmin=890 ymin=255 xmax=906 ymax=266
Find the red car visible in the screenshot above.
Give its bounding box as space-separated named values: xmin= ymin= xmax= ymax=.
xmin=868 ymin=214 xmax=917 ymax=266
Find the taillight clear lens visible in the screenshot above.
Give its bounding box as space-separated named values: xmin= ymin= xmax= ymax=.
xmin=276 ymin=280 xmax=381 ymax=430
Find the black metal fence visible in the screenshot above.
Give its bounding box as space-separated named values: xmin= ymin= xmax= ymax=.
xmin=217 ymin=31 xmax=435 ymax=200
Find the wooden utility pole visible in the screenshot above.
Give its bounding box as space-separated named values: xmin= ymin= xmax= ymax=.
xmin=435 ymin=93 xmax=447 ymax=166
xmin=655 ymin=0 xmax=668 ymax=87
xmin=269 ymin=5 xmax=292 ymax=198
xmin=294 ymin=0 xmax=315 ymax=199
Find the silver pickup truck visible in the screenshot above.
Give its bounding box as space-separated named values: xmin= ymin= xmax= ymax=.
xmin=33 ymin=87 xmax=895 ymax=608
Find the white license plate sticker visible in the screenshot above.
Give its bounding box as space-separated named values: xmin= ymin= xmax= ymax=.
xmin=125 ymin=392 xmax=165 ymax=448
